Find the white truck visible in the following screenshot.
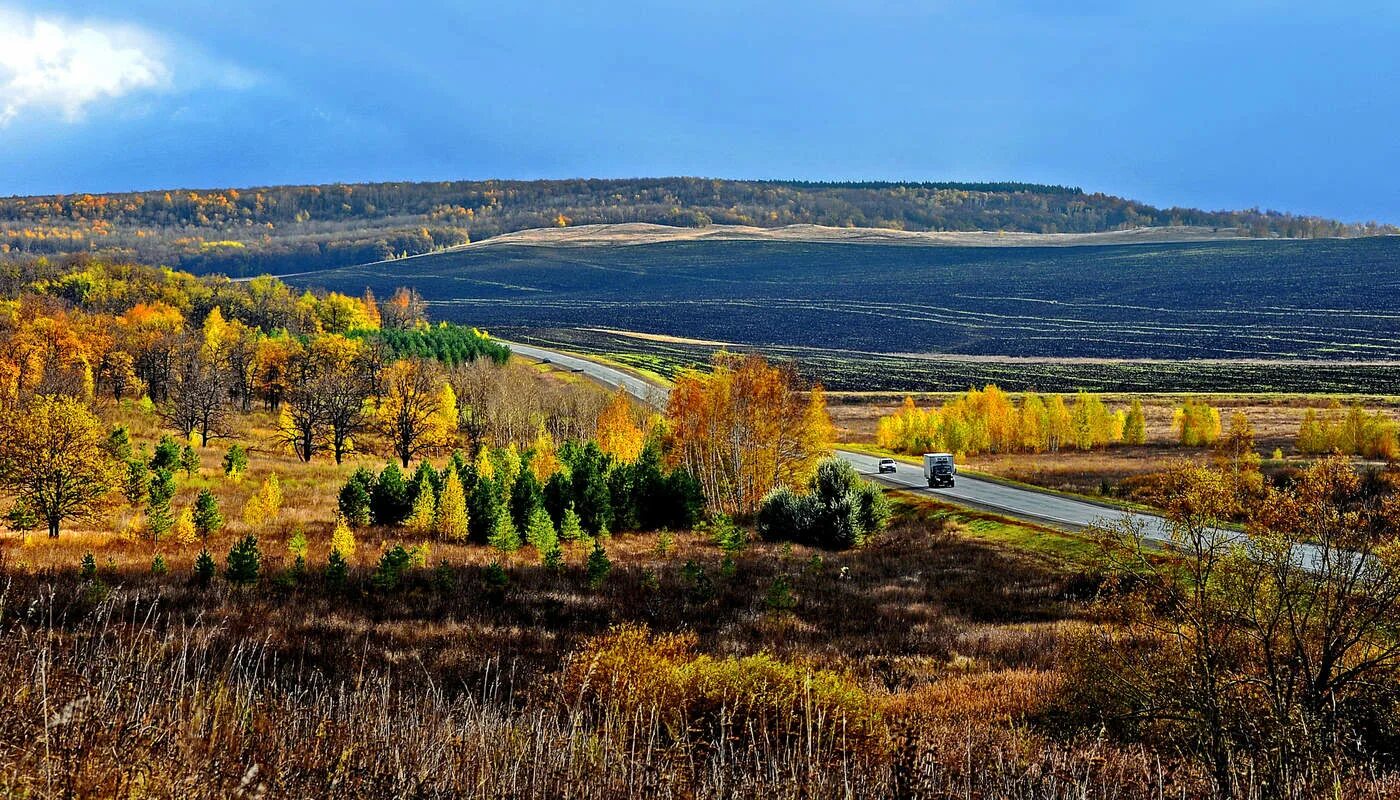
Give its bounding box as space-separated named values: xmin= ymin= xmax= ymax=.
xmin=922 ymin=453 xmax=956 ymax=488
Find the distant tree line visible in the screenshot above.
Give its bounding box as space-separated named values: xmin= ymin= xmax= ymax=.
xmin=2 ymin=178 xmax=1392 ymax=277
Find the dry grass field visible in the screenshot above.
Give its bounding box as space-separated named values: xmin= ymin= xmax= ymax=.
xmin=0 ymin=397 xmax=1231 ymax=796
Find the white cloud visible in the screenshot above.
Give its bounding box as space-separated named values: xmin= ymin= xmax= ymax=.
xmin=0 ymin=8 xmax=171 ymax=125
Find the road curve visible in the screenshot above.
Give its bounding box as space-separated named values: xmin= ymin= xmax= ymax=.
xmin=500 ymin=337 xmax=1178 ymax=537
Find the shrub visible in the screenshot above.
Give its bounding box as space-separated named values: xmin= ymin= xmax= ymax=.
xmin=124 ymin=458 xmax=150 ymax=506
xmin=79 ymin=551 xmax=97 ymax=581
xmin=757 ymin=458 xmax=890 ymax=549
xmin=483 ymin=561 xmax=509 ymax=590
xmin=172 ymin=506 xmax=197 ymax=544
xmin=1174 ymin=398 xmax=1222 ymax=446
xmin=543 ymin=543 xmax=564 ymax=571
xmin=5 ymin=499 xmax=39 ymax=531
xmin=243 ymin=474 xmax=283 ymax=530
xmin=287 ymin=527 xmax=308 ymax=560
xmin=224 ymin=535 xmax=261 ymax=585
xmin=146 ymin=469 xmax=177 ymax=542
xmin=561 ymin=625 xmax=885 ymax=750
xmin=764 ymin=575 xmax=796 ymax=611
xmin=151 ymin=554 xmax=168 ymax=575
xmin=222 ymin=443 xmax=248 ymax=478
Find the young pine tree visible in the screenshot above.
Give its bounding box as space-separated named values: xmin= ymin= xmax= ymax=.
xmin=180 ymin=444 xmax=200 ymax=478
xmin=525 ymin=505 xmax=558 ymax=553
xmin=192 ymin=488 xmax=223 ymax=542
xmin=222 ymin=443 xmax=248 ymax=479
xmin=488 ymin=511 xmax=521 ymax=552
xmin=147 ymin=469 xmax=176 ymax=544
xmin=339 ymin=468 xmax=374 ymax=527
xmin=224 ymin=535 xmax=261 ymax=585
xmin=586 ymin=540 xmax=612 ymax=589
xmin=559 ymin=506 xmax=584 ymax=541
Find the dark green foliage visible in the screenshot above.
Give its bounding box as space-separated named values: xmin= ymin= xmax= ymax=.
xmin=607 ymin=467 xmax=638 ymax=533
xmin=124 ymin=458 xmax=150 ymax=506
xmin=339 ymin=467 xmax=375 ymax=527
xmin=179 ymin=444 xmax=199 ymax=478
xmin=586 ymin=541 xmax=612 ymax=589
xmin=431 ymin=560 xmax=456 ymax=592
xmin=469 ymin=475 xmax=504 ymax=542
xmin=663 ymin=470 xmax=706 ymax=529
xmin=757 ymin=458 xmax=891 ymax=549
xmin=354 ymin=323 xmax=510 ymax=367
xmin=192 ymin=489 xmax=223 ymax=541
xmin=371 ymin=463 xmax=412 ymax=526
xmin=563 ymin=441 xmax=614 ymax=535
xmin=150 ymin=435 xmax=182 ymax=473
xmin=410 ymin=461 xmax=440 ymax=498
xmin=224 ymin=535 xmax=261 ymax=585
xmin=5 ymin=500 xmax=39 ymax=531
xmin=222 ymin=443 xmax=248 ymax=477
xmin=542 ymin=472 xmax=572 ymax=527
xmin=509 ymin=467 xmax=543 ymax=530
xmin=372 ymin=545 xmax=414 ymax=591
xmin=483 ymin=561 xmax=509 ymax=591
xmin=543 ymin=544 xmax=564 ymax=572
xmin=764 ymin=575 xmax=797 ymax=611
xmin=448 ymin=451 xmax=472 ymax=488
xmin=681 ymin=559 xmax=713 ymax=604
xmin=147 ymin=469 xmax=177 ymax=541
xmin=105 ymin=426 xmax=132 ymax=461
xmin=325 ymin=549 xmax=349 ymax=590
xmin=151 ymin=555 xmax=168 ymax=576
xmin=193 ymin=549 xmax=215 ymax=586
xmin=79 ymin=551 xmax=97 ymax=581
xmin=711 ymin=517 xmax=749 ymax=556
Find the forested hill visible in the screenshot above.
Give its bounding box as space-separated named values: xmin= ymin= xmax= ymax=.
xmin=1 ymin=177 xmax=1394 ymax=277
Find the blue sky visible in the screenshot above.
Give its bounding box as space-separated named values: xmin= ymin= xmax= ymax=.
xmin=1 ymin=1 xmax=1397 ymax=223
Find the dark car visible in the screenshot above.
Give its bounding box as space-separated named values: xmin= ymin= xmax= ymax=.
xmin=877 ymin=458 xmax=897 ymax=474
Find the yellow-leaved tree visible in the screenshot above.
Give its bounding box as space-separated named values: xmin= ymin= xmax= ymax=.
xmin=596 ymin=387 xmax=645 ymax=463
xmin=0 ymin=395 xmax=122 ymax=538
xmin=376 ymin=359 xmax=455 ymax=467
xmin=665 ymin=353 xmax=832 ymax=517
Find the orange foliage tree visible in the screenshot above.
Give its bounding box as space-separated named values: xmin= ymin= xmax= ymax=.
xmin=665 ymin=354 xmax=832 ymax=517
xmin=596 ymin=387 xmax=645 ymax=463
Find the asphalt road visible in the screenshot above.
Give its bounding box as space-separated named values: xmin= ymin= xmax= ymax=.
xmin=501 ymin=338 xmax=1182 ymax=538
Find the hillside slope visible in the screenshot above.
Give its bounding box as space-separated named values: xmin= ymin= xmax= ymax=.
xmin=2 ymin=178 xmax=1392 ymax=277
